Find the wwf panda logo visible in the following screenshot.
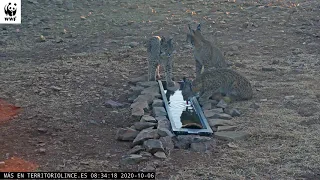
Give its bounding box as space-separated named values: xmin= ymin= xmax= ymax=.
xmin=4 ymin=2 xmax=17 ymax=17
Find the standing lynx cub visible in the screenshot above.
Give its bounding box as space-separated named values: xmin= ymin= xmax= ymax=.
xmin=186 ymin=24 xmax=228 ymax=77
xmin=181 ymin=68 xmax=253 ymax=104
xmin=147 ymin=36 xmax=175 ymax=87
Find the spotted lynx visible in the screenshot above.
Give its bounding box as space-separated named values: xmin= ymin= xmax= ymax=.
xmin=181 ymin=68 xmax=253 ymax=104
xmin=186 ymin=24 xmax=228 ymax=77
xmin=147 ymin=36 xmax=175 ymax=87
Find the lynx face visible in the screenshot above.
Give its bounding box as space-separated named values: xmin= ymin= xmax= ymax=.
xmin=181 ymin=77 xmax=199 ymax=101
xmin=160 ymin=37 xmax=174 ymax=59
xmin=186 ymin=24 xmax=202 ymax=47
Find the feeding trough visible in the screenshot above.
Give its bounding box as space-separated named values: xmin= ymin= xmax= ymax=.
xmin=158 ymin=80 xmax=213 ymax=136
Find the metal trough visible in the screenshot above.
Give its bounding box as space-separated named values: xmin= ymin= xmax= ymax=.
xmin=158 ymin=80 xmax=213 ymax=136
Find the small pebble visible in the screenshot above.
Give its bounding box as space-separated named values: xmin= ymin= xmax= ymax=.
xmin=284 ymin=95 xmax=295 ymax=100
xmin=250 ymin=103 xmax=260 ymax=109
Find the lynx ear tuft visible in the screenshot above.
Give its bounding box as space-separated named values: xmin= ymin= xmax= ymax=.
xmin=197 ymin=23 xmax=201 ymax=31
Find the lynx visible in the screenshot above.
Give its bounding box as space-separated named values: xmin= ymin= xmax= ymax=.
xmin=186 ymin=24 xmax=228 ymax=77
xmin=147 ymin=36 xmax=175 ymax=87
xmin=181 ymin=68 xmax=253 ymax=104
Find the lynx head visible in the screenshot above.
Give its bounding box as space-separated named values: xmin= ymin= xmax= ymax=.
xmin=186 ymin=23 xmax=203 ymax=47
xmin=181 ymin=77 xmax=200 ymax=101
xmin=160 ymin=37 xmax=174 ymax=58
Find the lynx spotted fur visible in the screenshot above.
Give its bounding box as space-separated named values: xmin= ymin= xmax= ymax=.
xmin=186 ymin=24 xmax=228 ymax=77
xmin=147 ymin=36 xmax=175 ymax=87
xmin=181 ymin=68 xmax=253 ymax=104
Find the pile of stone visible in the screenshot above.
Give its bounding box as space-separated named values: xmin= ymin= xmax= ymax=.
xmin=116 ymin=77 xmax=249 ymax=164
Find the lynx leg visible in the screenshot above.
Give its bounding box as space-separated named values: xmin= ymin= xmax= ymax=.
xmin=195 ymin=60 xmax=202 ymax=78
xmin=148 ymin=61 xmax=158 ymax=81
xmin=156 ymin=65 xmax=161 ymax=80
xmin=164 ymin=58 xmax=174 ymax=87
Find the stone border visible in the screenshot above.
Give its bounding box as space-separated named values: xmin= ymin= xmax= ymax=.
xmin=116 ymin=77 xmax=250 ymax=165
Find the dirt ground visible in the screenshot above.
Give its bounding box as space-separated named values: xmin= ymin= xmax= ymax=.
xmin=0 ymin=0 xmax=319 ymax=179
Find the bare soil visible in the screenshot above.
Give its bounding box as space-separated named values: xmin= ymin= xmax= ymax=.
xmin=0 ymin=0 xmax=320 ymax=179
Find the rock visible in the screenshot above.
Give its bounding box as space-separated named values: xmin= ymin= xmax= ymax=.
xmin=140 ymin=165 xmax=156 ymax=172
xmin=53 ymin=0 xmax=63 ymax=5
xmin=173 ymin=135 xmax=211 ymax=149
xmin=230 ymin=109 xmax=241 ymax=117
xmin=234 ymin=62 xmax=246 ymax=68
xmin=122 ymin=46 xmax=131 ymax=50
xmin=260 ymin=99 xmax=268 ymax=102
xmin=128 ymin=42 xmax=139 ymax=48
xmin=216 ymin=99 xmax=228 ymax=108
xmin=224 ymin=108 xmax=241 ymax=117
xmin=226 ymin=142 xmax=239 ymax=149
xmin=131 ymin=101 xmax=149 ymax=112
xmin=155 ymin=116 xmax=168 ymax=122
xmin=133 ymin=128 xmax=160 ymax=146
xmin=203 ymin=108 xmax=224 ymax=118
xmin=190 ymin=140 xmax=216 ymax=152
xmin=262 ymin=67 xmax=277 ymax=71
xmin=157 ymin=117 xmax=171 ymax=129
xmin=37 ymin=128 xmax=48 ymax=133
xmin=140 ymin=115 xmax=157 ymax=123
xmin=208 ymin=119 xmax=234 ymax=127
xmin=116 ymin=128 xmax=139 ymax=141
xmin=250 ymin=103 xmax=260 ymax=109
xmin=209 ymin=99 xmax=219 ymax=106
xmin=55 ymin=37 xmax=63 ymax=43
xmin=157 ymin=128 xmax=175 ymax=137
xmin=152 ymin=99 xmax=164 ymax=107
xmin=134 ymin=94 xmax=154 ymax=105
xmin=141 ymin=86 xmax=160 ymax=96
xmin=154 ymin=151 xmax=167 ymax=159
xmin=129 ymin=75 xmax=148 ymax=85
xmin=129 ymin=86 xmax=144 ymax=95
xmin=153 ymin=107 xmax=167 ymax=117
xmin=136 ymin=81 xmax=158 ymax=88
xmin=284 ymin=95 xmax=295 ymax=100
xmin=139 ymin=152 xmax=152 ymax=158
xmin=131 ymin=107 xmax=144 ymax=118
xmin=65 ymin=1 xmax=74 ymax=10
xmin=128 ymin=145 xmax=145 ymax=154
xmin=27 ymin=0 xmax=38 ymax=4
xmin=217 ymin=126 xmax=237 ymax=132
xmin=120 ymin=154 xmax=147 ymax=165
xmin=159 ymin=136 xmax=174 ymax=151
xmin=134 ymin=122 xmax=157 ymax=131
xmin=212 ymin=113 xmax=233 ymax=120
xmin=201 ymin=101 xmax=212 ymax=110
xmin=272 ymin=59 xmax=280 ymax=64
xmin=104 ymin=100 xmax=125 ymax=108
xmin=50 ymin=86 xmax=62 ymax=91
xmin=128 ymin=95 xmax=137 ymax=103
xmin=39 ymin=148 xmax=46 ymax=154
xmin=143 ymin=139 xmax=164 ymax=154
xmin=292 ymin=48 xmax=303 ymax=55
xmin=214 ymin=131 xmax=250 ymax=141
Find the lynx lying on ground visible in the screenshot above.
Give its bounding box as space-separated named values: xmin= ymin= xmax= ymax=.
xmin=181 ymin=68 xmax=253 ymax=104
xmin=147 ymin=36 xmax=175 ymax=87
xmin=186 ymin=24 xmax=228 ymax=77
